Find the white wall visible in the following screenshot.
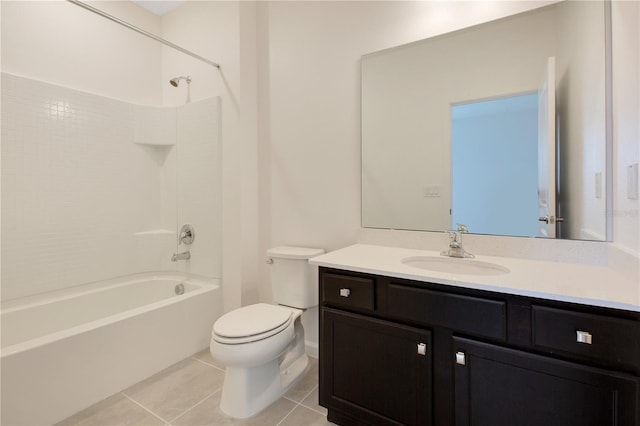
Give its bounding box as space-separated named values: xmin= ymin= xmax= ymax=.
xmin=0 ymin=1 xmax=162 ymax=104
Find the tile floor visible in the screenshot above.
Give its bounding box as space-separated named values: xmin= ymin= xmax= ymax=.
xmin=58 ymin=350 xmax=333 ymax=426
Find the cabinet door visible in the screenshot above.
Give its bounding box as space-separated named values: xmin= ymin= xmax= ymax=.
xmin=453 ymin=337 xmax=639 ymax=426
xmin=321 ymin=308 xmax=432 ymax=426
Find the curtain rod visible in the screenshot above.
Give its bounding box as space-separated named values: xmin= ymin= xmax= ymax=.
xmin=66 ymin=0 xmax=221 ymax=69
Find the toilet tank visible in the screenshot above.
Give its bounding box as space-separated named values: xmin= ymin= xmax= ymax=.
xmin=267 ymin=246 xmax=325 ymax=309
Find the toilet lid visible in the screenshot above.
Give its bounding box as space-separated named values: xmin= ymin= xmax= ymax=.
xmin=213 ymin=303 xmax=293 ymax=340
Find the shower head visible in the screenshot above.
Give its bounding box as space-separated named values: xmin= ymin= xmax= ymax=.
xmin=170 ymin=76 xmax=192 ymax=87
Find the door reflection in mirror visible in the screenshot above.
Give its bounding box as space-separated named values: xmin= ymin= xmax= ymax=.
xmin=451 ymin=93 xmax=539 ymax=237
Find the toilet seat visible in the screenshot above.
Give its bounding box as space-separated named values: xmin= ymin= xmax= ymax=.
xmin=212 ymin=303 xmax=293 ymax=345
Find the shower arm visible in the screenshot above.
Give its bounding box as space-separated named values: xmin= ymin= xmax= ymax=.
xmin=66 ymin=0 xmax=221 ymax=70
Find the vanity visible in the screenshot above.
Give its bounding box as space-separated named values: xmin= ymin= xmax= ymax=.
xmin=311 ymin=244 xmax=640 ymax=426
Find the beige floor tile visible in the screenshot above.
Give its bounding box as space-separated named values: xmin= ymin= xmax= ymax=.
xmin=57 ymin=352 xmax=324 ymax=426
xmin=300 ymin=387 xmax=327 ymax=415
xmin=123 ymin=358 xmax=224 ymax=422
xmin=171 ymin=391 xmax=233 ymax=426
xmin=284 ymin=357 xmax=319 ymax=403
xmin=56 ymin=393 xmax=164 ymax=426
xmin=173 ymin=391 xmax=297 ymax=426
xmin=193 ymin=349 xmax=226 ymax=371
xmin=279 ymin=405 xmax=333 ymax=426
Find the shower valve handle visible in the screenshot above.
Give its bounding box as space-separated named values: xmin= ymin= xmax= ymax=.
xmin=178 ymin=224 xmax=195 ymax=245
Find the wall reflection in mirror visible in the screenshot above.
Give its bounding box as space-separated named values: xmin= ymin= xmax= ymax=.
xmin=361 ymin=1 xmax=610 ymax=241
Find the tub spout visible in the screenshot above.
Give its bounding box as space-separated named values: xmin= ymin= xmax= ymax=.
xmin=171 ymin=251 xmax=191 ymax=262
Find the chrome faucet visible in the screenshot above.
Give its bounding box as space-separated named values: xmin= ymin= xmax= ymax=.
xmin=441 ymin=224 xmax=474 ymax=258
xmin=171 ymin=251 xmax=191 ymax=262
xmin=172 ymin=224 xmax=194 ymax=262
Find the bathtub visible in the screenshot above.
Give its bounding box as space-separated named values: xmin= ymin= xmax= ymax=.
xmin=1 ymin=272 xmax=222 ymax=426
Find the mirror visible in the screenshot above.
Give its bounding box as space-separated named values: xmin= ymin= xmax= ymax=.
xmin=361 ymin=1 xmax=610 ymax=241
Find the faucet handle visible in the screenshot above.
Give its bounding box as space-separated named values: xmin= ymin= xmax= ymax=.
xmin=446 ymin=230 xmax=461 ymax=245
xmin=178 ymin=224 xmax=195 ymax=245
xmin=456 ymin=223 xmax=469 ymax=233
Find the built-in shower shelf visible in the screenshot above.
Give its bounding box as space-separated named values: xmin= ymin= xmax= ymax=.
xmin=133 ymin=229 xmax=175 ymax=237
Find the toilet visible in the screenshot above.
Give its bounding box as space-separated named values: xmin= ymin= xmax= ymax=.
xmin=210 ymin=246 xmax=324 ymax=419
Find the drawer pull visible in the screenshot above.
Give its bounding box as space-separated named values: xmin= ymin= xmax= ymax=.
xmin=576 ymin=330 xmax=593 ymax=345
xmin=456 ymin=351 xmax=466 ymax=365
xmin=339 ymin=288 xmax=351 ymax=298
xmin=417 ymin=343 xmax=427 ymax=356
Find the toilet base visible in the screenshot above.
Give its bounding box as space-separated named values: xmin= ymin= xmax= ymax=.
xmin=219 ymin=353 xmax=309 ymax=419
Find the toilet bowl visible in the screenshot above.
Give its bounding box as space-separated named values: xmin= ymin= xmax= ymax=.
xmin=210 ymin=303 xmax=308 ymax=418
xmin=209 ymin=246 xmax=324 ymax=419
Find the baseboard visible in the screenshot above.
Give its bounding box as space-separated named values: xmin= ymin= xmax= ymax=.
xmin=305 ymin=340 xmax=318 ymax=359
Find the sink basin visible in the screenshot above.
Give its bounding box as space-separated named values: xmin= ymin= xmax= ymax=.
xmin=401 ymin=256 xmax=509 ymax=276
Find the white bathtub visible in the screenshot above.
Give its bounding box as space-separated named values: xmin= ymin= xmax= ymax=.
xmin=1 ymin=272 xmax=222 ymax=426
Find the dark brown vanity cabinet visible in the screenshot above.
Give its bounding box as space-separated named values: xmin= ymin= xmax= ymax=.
xmin=322 ymin=309 xmax=432 ymax=425
xmin=453 ymin=337 xmax=638 ymax=425
xmin=318 ymin=267 xmax=640 ymax=426
xmin=320 ymin=272 xmax=432 ymax=425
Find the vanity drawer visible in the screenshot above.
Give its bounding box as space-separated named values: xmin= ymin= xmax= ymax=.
xmin=322 ymin=273 xmax=375 ymax=312
xmin=386 ymin=283 xmax=506 ymax=341
xmin=532 ymin=305 xmax=640 ymax=371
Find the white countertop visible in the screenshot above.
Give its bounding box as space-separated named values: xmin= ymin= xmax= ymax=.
xmin=309 ymin=243 xmax=640 ymax=312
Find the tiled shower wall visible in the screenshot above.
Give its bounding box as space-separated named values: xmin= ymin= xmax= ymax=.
xmin=1 ymin=73 xmax=221 ymax=301
xmin=176 ymin=99 xmax=222 ymax=279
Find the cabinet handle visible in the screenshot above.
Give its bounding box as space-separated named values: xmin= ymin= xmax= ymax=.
xmin=576 ymin=330 xmax=592 ymax=345
xmin=456 ymin=351 xmax=466 ymax=365
xmin=339 ymin=288 xmax=351 ymax=298
xmin=417 ymin=343 xmax=427 ymax=356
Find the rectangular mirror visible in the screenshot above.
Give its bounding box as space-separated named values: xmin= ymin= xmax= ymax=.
xmin=361 ymin=1 xmax=611 ymax=241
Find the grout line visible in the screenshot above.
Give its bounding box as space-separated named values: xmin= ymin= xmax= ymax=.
xmin=282 ymin=388 xmax=313 ymax=405
xmin=278 ymin=384 xmax=322 ymax=425
xmin=121 ymin=392 xmax=170 ymax=425
xmin=191 ymin=355 xmax=226 ymax=372
xmin=305 ymin=405 xmax=329 ymax=416
xmin=275 ymin=401 xmax=300 ymax=426
xmin=298 ymin=384 xmax=318 ymax=405
xmin=298 ymin=385 xmax=328 ymax=416
xmin=168 ymin=388 xmax=222 ymax=424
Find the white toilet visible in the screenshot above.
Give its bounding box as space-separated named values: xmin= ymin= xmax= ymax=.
xmin=210 ymin=246 xmax=324 ymax=419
